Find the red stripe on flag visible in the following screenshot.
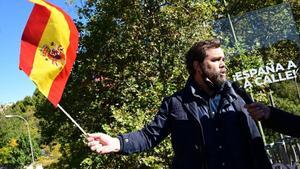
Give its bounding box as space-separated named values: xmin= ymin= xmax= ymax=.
xmin=20 ymin=5 xmax=50 ymax=76
xmin=47 ymin=6 xmax=79 ymax=106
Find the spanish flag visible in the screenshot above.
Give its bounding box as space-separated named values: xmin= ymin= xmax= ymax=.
xmin=20 ymin=0 xmax=78 ymax=107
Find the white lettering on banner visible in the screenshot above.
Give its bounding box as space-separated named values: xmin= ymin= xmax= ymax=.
xmin=287 ymin=60 xmax=297 ymax=70
xmin=233 ymin=60 xmax=298 ymax=88
xmin=244 ymin=79 xmax=253 ymax=88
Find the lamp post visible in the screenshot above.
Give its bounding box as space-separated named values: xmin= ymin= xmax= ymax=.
xmin=5 ymin=115 xmax=35 ymax=164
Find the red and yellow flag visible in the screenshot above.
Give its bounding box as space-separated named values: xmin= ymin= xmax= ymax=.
xmin=20 ymin=0 xmax=78 ymax=107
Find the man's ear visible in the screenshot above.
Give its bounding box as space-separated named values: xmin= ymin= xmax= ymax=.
xmin=193 ymin=61 xmax=202 ymax=74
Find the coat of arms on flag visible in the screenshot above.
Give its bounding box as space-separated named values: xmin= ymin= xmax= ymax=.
xmin=40 ymin=42 xmax=66 ymax=69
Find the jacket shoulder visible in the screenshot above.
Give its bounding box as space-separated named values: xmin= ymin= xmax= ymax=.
xmin=163 ymin=87 xmax=189 ymax=106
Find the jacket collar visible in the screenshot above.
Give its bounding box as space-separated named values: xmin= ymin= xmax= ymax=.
xmin=184 ymin=77 xmax=240 ymax=117
xmin=185 ymin=76 xmax=238 ymax=101
xmin=185 ymin=77 xmax=209 ymax=103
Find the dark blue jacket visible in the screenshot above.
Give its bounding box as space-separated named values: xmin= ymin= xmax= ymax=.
xmin=118 ymin=79 xmax=272 ymax=169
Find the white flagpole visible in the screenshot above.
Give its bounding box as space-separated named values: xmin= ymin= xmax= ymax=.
xmin=57 ymin=104 xmax=87 ymax=136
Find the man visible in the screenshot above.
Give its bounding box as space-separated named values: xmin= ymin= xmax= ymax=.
xmin=245 ymin=102 xmax=300 ymax=137
xmin=87 ymin=39 xmax=272 ymax=169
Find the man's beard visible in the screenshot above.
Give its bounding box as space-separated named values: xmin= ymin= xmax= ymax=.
xmin=202 ymin=68 xmax=226 ymax=91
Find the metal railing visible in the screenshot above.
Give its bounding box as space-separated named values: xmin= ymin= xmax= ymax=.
xmin=265 ymin=135 xmax=300 ymax=169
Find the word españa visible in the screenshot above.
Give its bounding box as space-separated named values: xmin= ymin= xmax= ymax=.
xmin=232 ymin=60 xmax=298 ymax=88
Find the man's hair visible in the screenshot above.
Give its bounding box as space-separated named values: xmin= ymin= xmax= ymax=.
xmin=185 ymin=39 xmax=221 ymax=75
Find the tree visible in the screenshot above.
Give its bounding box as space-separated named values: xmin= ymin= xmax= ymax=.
xmin=34 ymin=0 xmax=221 ymax=168
xmin=0 ymin=97 xmax=41 ymax=168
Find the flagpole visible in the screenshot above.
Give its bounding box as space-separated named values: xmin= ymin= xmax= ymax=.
xmin=57 ymin=104 xmax=87 ymax=136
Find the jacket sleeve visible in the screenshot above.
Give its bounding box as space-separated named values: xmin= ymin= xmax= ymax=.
xmin=117 ymin=98 xmax=172 ymax=154
xmin=263 ymin=107 xmax=300 ymax=137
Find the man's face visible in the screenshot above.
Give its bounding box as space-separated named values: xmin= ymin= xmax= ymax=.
xmin=200 ymin=47 xmax=226 ymax=86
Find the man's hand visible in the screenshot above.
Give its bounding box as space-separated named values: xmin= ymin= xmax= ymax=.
xmin=87 ymin=133 xmax=120 ymax=154
xmin=244 ymin=103 xmax=271 ymax=121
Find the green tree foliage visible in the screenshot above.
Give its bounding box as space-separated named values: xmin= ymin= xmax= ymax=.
xmin=271 ymin=81 xmax=300 ymax=114
xmin=34 ymin=0 xmax=222 ymax=168
xmin=0 ymin=96 xmax=41 ymax=168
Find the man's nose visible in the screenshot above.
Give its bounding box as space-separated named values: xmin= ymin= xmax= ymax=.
xmin=220 ymin=61 xmax=226 ymax=68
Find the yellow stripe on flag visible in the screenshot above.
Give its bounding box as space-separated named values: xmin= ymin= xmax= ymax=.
xmin=29 ymin=0 xmax=70 ymax=97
